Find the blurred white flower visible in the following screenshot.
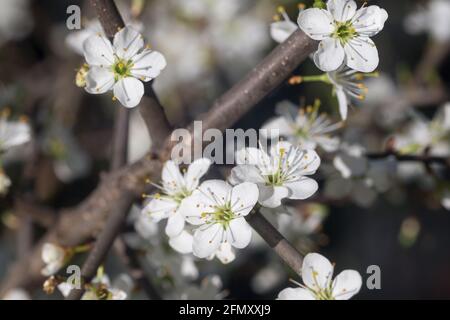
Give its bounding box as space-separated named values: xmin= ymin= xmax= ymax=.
xmin=230 ymin=142 xmax=320 ymax=208
xmin=277 ymin=252 xmax=362 ymax=300
xmin=0 ymin=0 xmax=33 ymax=45
xmin=0 ymin=116 xmax=30 ymax=153
xmin=82 ymin=273 xmax=127 ymax=300
xmin=41 ymin=243 xmax=68 ymax=276
xmin=270 ymin=6 xmax=299 ymax=43
xmin=180 ymin=256 xmax=199 ymax=280
xmin=404 ymin=0 xmax=450 ymax=42
xmin=44 ymin=124 xmax=91 ymax=183
xmin=180 ymin=180 xmax=258 ymax=258
xmin=395 ymin=103 xmax=450 ymax=156
xmin=142 ymin=158 xmax=211 ymax=239
xmin=177 ymin=275 xmax=225 ymax=300
xmin=327 ymin=65 xmax=375 ymax=120
xmin=262 ymin=101 xmax=341 ymax=152
xmin=298 ymin=0 xmax=388 ymax=72
xmin=325 ymin=143 xmax=395 ymax=207
xmin=0 ymin=170 xmax=11 ymax=195
xmin=83 ymin=26 xmax=166 ymax=108
xmin=2 ymin=288 xmax=30 ymax=300
xmin=442 ymin=190 xmax=450 ymax=211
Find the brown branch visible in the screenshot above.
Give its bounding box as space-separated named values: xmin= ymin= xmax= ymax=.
xmin=366 ymin=151 xmax=450 ymax=168
xmin=111 ymin=107 xmax=130 ymax=170
xmin=246 ymin=211 xmax=303 ymax=275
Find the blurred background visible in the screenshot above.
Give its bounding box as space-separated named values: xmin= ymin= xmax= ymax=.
xmin=0 ymin=0 xmax=449 ymax=299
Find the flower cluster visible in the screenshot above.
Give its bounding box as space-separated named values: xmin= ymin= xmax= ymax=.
xmin=140 ymin=140 xmax=322 ymax=263
xmin=271 ymin=0 xmax=388 ymax=120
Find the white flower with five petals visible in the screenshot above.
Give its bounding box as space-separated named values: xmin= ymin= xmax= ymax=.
xmin=180 ymin=180 xmax=259 ymax=259
xmin=298 ymin=0 xmax=388 ymax=72
xmin=277 ymin=253 xmax=362 ymax=300
xmin=142 ymin=158 xmax=211 ymax=239
xmin=230 ymin=142 xmax=320 ymax=208
xmin=83 ymin=26 xmax=166 ymax=108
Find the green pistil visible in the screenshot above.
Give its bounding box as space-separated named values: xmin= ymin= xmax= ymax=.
xmin=332 ymin=21 xmax=357 ymax=45
xmin=112 ymin=58 xmax=133 ymax=80
xmin=172 ymin=189 xmax=192 ymax=204
xmin=211 ymin=204 xmax=236 ymax=227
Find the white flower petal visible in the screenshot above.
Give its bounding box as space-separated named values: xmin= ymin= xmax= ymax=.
xmin=214 ymin=243 xmax=236 ymax=264
xmin=165 ymin=210 xmax=185 ymax=238
xmin=184 ymin=158 xmax=211 ymax=191
xmin=179 ymin=192 xmax=214 ymax=225
xmin=284 ymin=177 xmax=318 ymax=200
xmin=277 ymin=287 xmax=315 ymax=300
xmin=353 ymin=6 xmax=388 ymax=37
xmin=83 ymin=33 xmax=114 ymax=66
xmin=142 ymin=197 xmax=178 ymax=222
xmin=131 ymin=50 xmax=167 ymax=81
xmin=302 ymin=253 xmax=334 ymax=291
xmin=229 ymin=165 xmax=265 ymax=185
xmin=327 ymin=0 xmax=357 ymax=22
xmin=332 ymin=270 xmax=362 ymax=300
xmin=162 ymin=160 xmax=185 ymax=195
xmin=85 ymin=66 xmax=115 ymax=94
xmin=198 ymin=180 xmax=232 ymax=206
xmin=113 ymin=77 xmax=144 ymax=108
xmin=258 ymin=185 xmax=289 ymax=208
xmin=226 ymin=217 xmax=252 ymax=249
xmin=314 ymin=38 xmax=345 ymax=72
xmin=335 ymin=86 xmax=349 ymax=120
xmin=193 ymin=223 xmax=223 ymax=258
xmin=113 ymin=26 xmax=144 ymax=60
xmin=230 ymin=182 xmax=259 ymax=217
xmin=344 ymin=37 xmax=379 ymax=72
xmin=270 ymin=20 xmax=298 ymax=43
xmin=297 ymin=8 xmax=334 ymax=41
xmin=169 ymin=230 xmax=193 ymax=254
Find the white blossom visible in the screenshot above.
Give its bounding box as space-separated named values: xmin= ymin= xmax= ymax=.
xmin=230 ymin=142 xmax=320 ymax=208
xmin=83 ymin=26 xmax=166 ymax=108
xmin=298 ymin=0 xmax=388 ymax=72
xmin=404 ymin=0 xmax=450 ymax=42
xmin=180 ymin=180 xmax=259 ymax=258
xmin=277 ymin=252 xmax=362 ymax=300
xmin=142 ymin=158 xmax=211 ymax=239
xmin=2 ymin=288 xmax=31 ymax=300
xmin=0 ymin=0 xmax=33 ymax=45
xmin=395 ymin=103 xmax=450 ymax=157
xmin=41 ymin=243 xmax=67 ymax=276
xmin=0 ymin=116 xmax=30 ymax=153
xmin=262 ymin=101 xmax=341 ymax=151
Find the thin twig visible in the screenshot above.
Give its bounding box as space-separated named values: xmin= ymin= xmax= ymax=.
xmin=246 ymin=211 xmax=303 ymax=275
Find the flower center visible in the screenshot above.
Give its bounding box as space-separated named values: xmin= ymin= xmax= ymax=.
xmin=333 ymin=21 xmax=357 ymax=45
xmin=112 ymin=58 xmax=133 ymax=79
xmin=265 ymin=148 xmax=286 ymax=186
xmin=210 ymin=204 xmax=236 ymax=227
